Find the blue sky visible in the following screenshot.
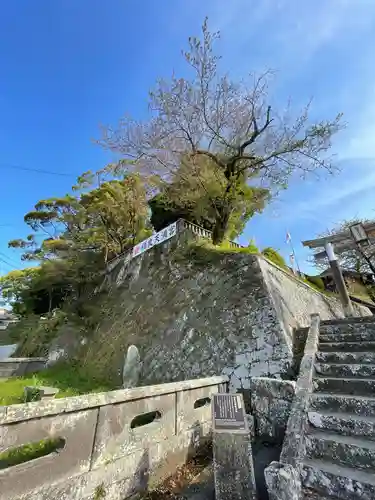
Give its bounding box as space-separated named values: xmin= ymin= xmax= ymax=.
xmin=1 ymin=0 xmax=375 ymax=275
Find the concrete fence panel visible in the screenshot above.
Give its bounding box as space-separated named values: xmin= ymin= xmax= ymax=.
xmin=91 ymin=393 xmax=176 ymax=468
xmin=0 ymin=409 xmax=98 ymax=498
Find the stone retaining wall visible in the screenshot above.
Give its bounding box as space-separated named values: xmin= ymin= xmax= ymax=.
xmin=0 ymin=357 xmax=47 ymax=378
xmin=0 ymin=375 xmax=228 ymax=500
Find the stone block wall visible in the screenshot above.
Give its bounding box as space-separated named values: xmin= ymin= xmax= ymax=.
xmin=94 ymin=245 xmax=292 ymax=393
xmin=0 ymin=376 xmax=228 ymax=500
xmin=63 ymin=221 xmax=371 ymax=396
xmin=250 ymin=377 xmax=296 ymax=442
xmin=0 ymin=357 xmax=47 ymax=378
xmin=259 ymin=257 xmax=370 ymax=347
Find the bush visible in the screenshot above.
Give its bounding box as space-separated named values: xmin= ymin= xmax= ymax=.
xmin=245 ymin=240 xmax=259 ymax=254
xmin=261 ymin=247 xmax=287 ymax=269
xmin=305 ymin=275 xmax=325 ymax=291
xmin=216 ymin=239 xmax=259 ymax=255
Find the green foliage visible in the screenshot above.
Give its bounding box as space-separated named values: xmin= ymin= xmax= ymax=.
xmin=0 ymin=437 xmax=64 ymax=469
xmin=0 ymin=268 xmax=39 ymax=315
xmin=149 ymin=192 xmax=214 ymax=232
xmin=2 ymin=172 xmax=151 ymax=317
xmin=94 ymin=484 xmax=106 ymax=500
xmin=246 ymin=240 xmax=259 ymax=253
xmin=8 ymin=312 xmax=68 ymax=356
xmin=149 ymin=166 xmax=270 ymax=243
xmin=304 ymin=275 xmax=325 ymax=291
xmin=0 ymin=361 xmax=116 ymax=406
xmin=10 ymin=173 xmax=151 ymax=264
xmin=176 ymin=239 xmax=260 ymax=270
xmin=261 ymin=247 xmax=288 ymax=269
xmin=149 ymin=156 xmax=271 ymax=243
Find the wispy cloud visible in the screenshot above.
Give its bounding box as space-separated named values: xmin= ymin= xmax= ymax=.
xmin=165 ymin=1 xmax=375 ymax=229
xmin=205 ymin=0 xmax=375 ymax=228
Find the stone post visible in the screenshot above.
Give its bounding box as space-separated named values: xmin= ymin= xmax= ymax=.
xmin=325 ymin=243 xmax=354 ymax=317
xmin=264 ymin=461 xmax=302 ymax=500
xmin=212 ymin=393 xmax=257 ymax=500
xmin=122 ymin=345 xmax=141 ymax=389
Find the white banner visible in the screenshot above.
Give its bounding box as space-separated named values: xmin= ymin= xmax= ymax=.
xmin=132 ymin=222 xmax=177 ymax=258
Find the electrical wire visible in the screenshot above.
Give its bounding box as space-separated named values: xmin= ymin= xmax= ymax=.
xmin=0 ymin=162 xmax=77 ymax=177
xmin=0 ymin=252 xmax=19 ymax=267
xmin=0 ymin=256 xmax=18 ymax=270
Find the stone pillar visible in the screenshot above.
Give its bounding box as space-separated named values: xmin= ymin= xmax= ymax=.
xmin=264 ymin=461 xmax=302 ymax=500
xmin=325 ymin=243 xmax=354 ymax=317
xmin=212 ymin=393 xmax=257 ymax=500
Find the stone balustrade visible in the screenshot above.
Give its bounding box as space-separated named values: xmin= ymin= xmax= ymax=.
xmin=0 ymin=375 xmax=228 ymax=500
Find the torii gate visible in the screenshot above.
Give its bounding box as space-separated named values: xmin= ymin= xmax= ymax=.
xmin=302 ymin=222 xmax=375 ymax=317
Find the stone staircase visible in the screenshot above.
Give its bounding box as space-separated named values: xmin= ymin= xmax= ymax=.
xmin=301 ymin=316 xmax=375 ymax=500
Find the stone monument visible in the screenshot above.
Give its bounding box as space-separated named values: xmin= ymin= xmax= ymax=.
xmin=212 ymin=393 xmax=257 ymax=500
xmin=122 ymin=345 xmax=141 ymax=389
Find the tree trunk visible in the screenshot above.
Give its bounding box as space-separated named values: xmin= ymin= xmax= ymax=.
xmin=212 ymin=205 xmax=231 ymax=245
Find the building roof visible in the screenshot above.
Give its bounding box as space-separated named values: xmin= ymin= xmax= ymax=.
xmin=319 ymin=268 xmax=373 ymax=279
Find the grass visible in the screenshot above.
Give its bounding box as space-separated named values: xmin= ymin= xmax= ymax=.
xmin=0 ymin=437 xmax=64 ymax=469
xmin=0 ymin=362 xmax=117 ymax=406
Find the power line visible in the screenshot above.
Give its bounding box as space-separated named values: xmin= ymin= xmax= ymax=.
xmin=0 ymin=256 xmax=18 ymax=270
xmin=0 ymin=162 xmax=77 ymax=178
xmin=0 ymin=252 xmax=19 ymax=268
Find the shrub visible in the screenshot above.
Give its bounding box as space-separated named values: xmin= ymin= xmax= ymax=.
xmin=261 ymin=247 xmax=287 ymax=269
xmin=305 ymin=275 xmax=325 ymax=291
xmin=245 ymin=240 xmax=259 ymax=254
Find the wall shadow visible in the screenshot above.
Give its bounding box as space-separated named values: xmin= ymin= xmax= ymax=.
xmin=124 ymin=420 xmax=214 ymax=499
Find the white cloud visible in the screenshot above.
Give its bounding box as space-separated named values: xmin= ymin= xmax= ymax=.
xmin=207 ymin=0 xmax=374 ymax=66
xmin=168 ymin=1 xmax=375 ymax=226
xmin=272 ymin=160 xmax=375 ymax=226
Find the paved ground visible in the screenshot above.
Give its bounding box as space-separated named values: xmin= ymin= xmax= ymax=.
xmin=175 ymin=440 xmax=281 ymax=499
xmin=253 ymin=440 xmax=282 ymax=500
xmin=177 ymin=465 xmax=214 ymax=500
xmin=0 ymin=344 xmax=17 ymax=359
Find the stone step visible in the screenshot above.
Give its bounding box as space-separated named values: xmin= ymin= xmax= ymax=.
xmin=302 ymin=458 xmax=375 ymax=500
xmin=320 ymin=332 xmax=375 ymax=343
xmin=316 ymin=351 xmax=375 ymax=364
xmin=315 ymin=363 xmax=375 ymax=378
xmin=310 ymin=393 xmax=375 ymax=417
xmin=320 ymin=316 xmax=375 ymax=332
xmin=313 ymin=376 xmax=375 ymax=396
xmin=305 ymin=429 xmax=375 ymax=472
xmin=318 ymin=341 xmax=375 ymax=352
xmin=308 ymin=410 xmax=375 ymax=440
xmin=302 ymin=490 xmax=340 ymax=500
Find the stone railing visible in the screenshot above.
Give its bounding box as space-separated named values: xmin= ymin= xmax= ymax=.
xmin=264 ymin=313 xmax=320 ymax=500
xmin=0 ymin=357 xmax=47 ymax=378
xmin=105 ymin=218 xmax=242 ymax=273
xmin=180 ymin=219 xmax=242 ymax=248
xmin=0 ymin=375 xmax=228 ymax=500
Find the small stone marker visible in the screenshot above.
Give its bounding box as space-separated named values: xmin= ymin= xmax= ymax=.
xmin=212 ymin=393 xmax=257 ymax=500
xmin=24 ymin=386 xmax=59 ymax=403
xmin=122 ymin=345 xmax=141 ymax=389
